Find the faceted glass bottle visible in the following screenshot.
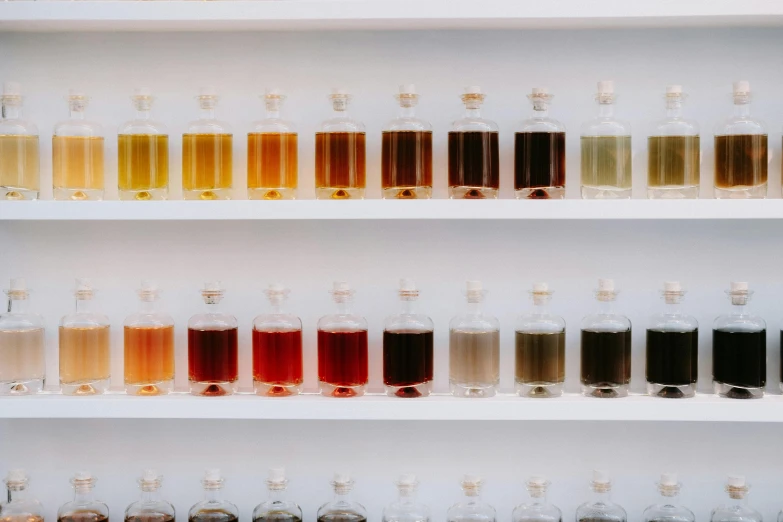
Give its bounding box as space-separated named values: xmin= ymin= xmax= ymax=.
xmin=124 ymin=470 xmax=176 ymax=522
xmin=647 ymin=85 xmax=700 ymax=199
xmin=383 ymin=279 xmax=434 ymax=398
xmin=711 ymin=476 xmax=761 ymax=522
xmin=575 ymin=472 xmax=627 ymax=522
xmin=580 ymin=279 xmax=631 ymax=398
xmin=511 ymin=476 xmax=562 ymax=522
xmin=382 ymin=475 xmax=431 ymax=522
xmin=581 ymin=81 xmax=632 ymax=199
xmin=713 ymin=282 xmax=766 ymax=399
xmin=448 ymin=87 xmax=499 ymax=199
xmin=315 ymin=89 xmax=366 ymax=200
xmin=53 ymin=90 xmax=104 ymax=201
xmin=646 ymin=282 xmax=698 ymax=399
xmin=515 ymin=87 xmax=566 ymax=199
xmin=515 ymin=283 xmax=565 ymax=398
xmin=248 ymin=89 xmax=298 ymax=200
xmin=382 ymin=84 xmax=433 ymax=199
xmin=188 ymin=470 xmax=239 ymax=522
xmin=0 ymin=278 xmax=45 ymax=395
xmin=118 ymin=88 xmax=169 ymax=201
xmin=59 ymin=279 xmax=110 ymax=396
xmin=449 ymin=281 xmax=500 ymax=398
xmin=57 ymin=472 xmax=109 ymax=522
xmin=0 ymin=82 xmax=39 ymax=200
xmin=317 ymin=474 xmax=367 ymax=522
xmin=188 ymin=282 xmax=238 ymax=396
xmin=446 ymin=475 xmax=496 ymax=522
xmin=182 ymin=87 xmax=233 ymax=200
xmin=642 ymin=473 xmax=695 ymax=522
xmin=124 ymin=281 xmax=175 ymax=396
xmin=317 ymin=282 xmax=368 ymax=398
xmin=252 ymin=284 xmax=303 ymax=397
xmin=252 ymin=468 xmax=303 ymax=522
xmin=0 ymin=469 xmax=45 ymax=522
xmin=714 ymin=82 xmax=767 ymax=199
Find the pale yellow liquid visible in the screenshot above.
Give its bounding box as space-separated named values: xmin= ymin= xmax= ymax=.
xmin=0 ymin=135 xmax=39 ymax=197
xmin=59 ymin=325 xmax=110 ymax=384
xmin=0 ymin=328 xmax=45 ymax=381
xmin=580 ymin=136 xmax=632 ymax=188
xmin=182 ymin=133 xmax=232 ymax=197
xmin=449 ymin=329 xmax=500 ymax=385
xmin=118 ymin=134 xmax=169 ymax=194
xmin=52 ymin=136 xmax=105 ymax=191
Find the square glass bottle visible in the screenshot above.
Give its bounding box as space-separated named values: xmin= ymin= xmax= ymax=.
xmin=57 ymin=472 xmax=109 ymax=522
xmin=575 ymin=471 xmax=626 ymax=522
xmin=512 ymin=477 xmax=562 ymax=522
xmin=382 ymin=475 xmax=430 ymax=522
xmin=642 ymin=473 xmax=695 ymax=522
xmin=252 ymin=468 xmax=302 ymax=522
xmin=515 ymin=88 xmax=565 ymax=199
xmin=446 ymin=476 xmax=496 ymax=522
xmin=711 ymin=476 xmax=761 ymax=522
xmin=0 ymin=278 xmax=45 ymax=395
xmin=189 ymin=470 xmax=239 ymax=522
xmin=0 ymin=82 xmax=39 ymax=200
xmin=248 ymin=89 xmax=298 ymax=200
xmin=124 ymin=470 xmax=175 ymax=522
xmin=1 ymin=469 xmax=45 ymax=522
xmin=317 ymin=474 xmax=367 ymax=522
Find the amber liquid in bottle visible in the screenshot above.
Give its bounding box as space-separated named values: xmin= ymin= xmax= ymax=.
xmin=52 ymin=136 xmax=105 ymax=199
xmin=182 ymin=133 xmax=233 ymax=200
xmin=381 ymin=131 xmax=433 ymax=199
xmin=189 ymin=514 xmax=237 ymax=522
xmin=58 ymin=513 xmax=109 ymax=522
xmin=0 ymin=328 xmax=45 ymax=384
xmin=0 ymin=135 xmax=39 ymax=199
xmin=59 ymin=325 xmax=111 ymax=389
xmin=714 ymin=135 xmax=768 ymax=191
xmin=514 ymin=132 xmax=565 ymax=198
xmin=126 ymin=516 xmax=174 ymax=522
xmin=647 ymin=136 xmax=700 ymax=189
xmin=247 ymin=132 xmax=298 ymax=200
xmin=580 ymin=329 xmax=631 ymax=397
xmin=315 ymin=132 xmax=366 ymax=199
xmin=447 ymin=131 xmax=499 ymax=198
xmin=118 ymin=134 xmax=169 ymax=201
xmin=124 ymin=325 xmax=175 ymax=395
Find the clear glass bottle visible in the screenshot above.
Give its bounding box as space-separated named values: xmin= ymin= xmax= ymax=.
xmin=317 ymin=281 xmax=368 ymax=398
xmin=580 ymin=81 xmax=632 ymax=199
xmin=448 ymin=87 xmax=499 ymax=199
xmin=511 ymin=476 xmax=562 ymax=522
xmin=449 ymin=281 xmax=500 ymax=398
xmin=124 ymin=281 xmax=175 ymax=396
xmin=53 ymin=90 xmax=104 ymax=201
xmin=382 ymin=475 xmax=430 ymax=522
xmin=248 ymin=89 xmax=298 ymax=200
xmin=317 ymin=473 xmax=367 ymax=522
xmin=382 ymin=85 xmax=433 ymax=199
xmin=188 ymin=470 xmax=239 ymax=522
xmin=0 ymin=82 xmax=39 ymax=200
xmin=252 ymin=468 xmax=302 ymax=522
xmin=118 ymin=88 xmax=169 ymax=201
xmin=646 ymin=282 xmax=698 ymax=399
xmin=711 ymin=476 xmax=761 ymax=522
xmin=188 ymin=282 xmax=238 ymax=396
xmin=642 ymin=473 xmax=694 ymax=522
xmin=446 ymin=475 xmax=496 ymax=522
xmin=515 ymin=87 xmax=566 ymax=200
xmin=713 ymin=282 xmax=766 ymax=399
xmin=182 ymin=87 xmax=232 ymax=200
xmin=0 ymin=278 xmax=45 ymax=395
xmin=580 ymin=279 xmax=631 ymax=398
xmin=714 ymin=82 xmax=768 ymax=199
xmin=124 ymin=470 xmax=175 ymax=522
xmin=0 ymin=469 xmax=44 ymax=522
xmin=59 ymin=279 xmax=110 ymax=396
xmin=315 ymin=89 xmax=366 ymax=200
xmin=57 ymin=472 xmax=109 ymax=522
xmin=575 ymin=471 xmax=626 ymax=522
xmin=383 ymin=279 xmax=434 ymax=398
xmin=647 ymin=85 xmax=700 ymax=199
xmin=515 ymin=283 xmax=565 ymax=398
xmin=252 ymin=284 xmax=303 ymax=397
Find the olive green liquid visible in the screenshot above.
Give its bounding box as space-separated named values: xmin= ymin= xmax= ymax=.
xmin=515 ymin=331 xmax=565 ymax=385
xmin=580 ymin=136 xmax=632 ymax=189
xmin=647 ymin=135 xmax=700 ymax=187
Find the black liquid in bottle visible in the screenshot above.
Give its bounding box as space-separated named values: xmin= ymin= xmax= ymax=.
xmin=581 ymin=330 xmax=631 ymax=397
xmin=646 ymin=329 xmax=698 ymax=398
xmin=447 ymin=131 xmax=499 ymax=196
xmin=514 ymin=132 xmax=566 ymax=197
xmin=317 ymin=516 xmax=367 ymax=522
xmin=126 ymin=516 xmax=175 ymax=522
xmin=383 ymin=330 xmax=434 ymax=397
xmin=189 ymin=512 xmax=239 ymax=522
xmin=254 ymin=515 xmax=302 ymax=522
xmin=713 ymin=329 xmax=766 ymax=398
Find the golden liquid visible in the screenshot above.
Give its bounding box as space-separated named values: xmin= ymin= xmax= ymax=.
xmin=580 ymin=136 xmax=632 ymax=188
xmin=0 ymin=328 xmax=45 ymax=381
xmin=124 ymin=325 xmax=175 ymax=387
xmin=247 ymin=132 xmax=298 ymax=197
xmin=0 ymin=135 xmax=39 ymax=195
xmin=59 ymin=325 xmax=110 ymax=384
xmin=2 ymin=515 xmax=44 ymax=522
xmin=52 ymin=136 xmax=105 ymax=190
xmin=182 ymin=133 xmax=233 ymax=193
xmin=118 ymin=134 xmax=169 ymax=194
xmin=648 ymin=136 xmax=700 ymax=187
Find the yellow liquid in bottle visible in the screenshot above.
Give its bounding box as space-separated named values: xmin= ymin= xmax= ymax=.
xmin=182 ymin=133 xmax=232 ymax=200
xmin=118 ymin=134 xmax=169 ymax=200
xmin=52 ymin=136 xmax=105 ymax=200
xmin=0 ymin=135 xmax=39 ymax=200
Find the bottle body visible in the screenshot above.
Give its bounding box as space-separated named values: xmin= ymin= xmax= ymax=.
xmin=449 ymin=88 xmax=499 ymax=199
xmin=0 ymin=85 xmax=39 ymax=200
xmin=515 ymin=286 xmax=565 ymax=398
xmin=317 ymin=475 xmax=367 ymax=522
xmin=57 ymin=474 xmax=109 ymax=522
xmin=446 ymin=478 xmax=496 ymax=522
xmin=315 ymin=91 xmax=366 ymax=200
xmin=182 ymin=90 xmax=232 ymax=200
xmin=317 ymin=320 xmax=368 ymax=398
xmin=52 ymin=93 xmax=104 ymax=201
xmin=514 ymin=89 xmax=565 ymax=199
xmin=124 ymin=472 xmax=176 ymax=522
xmin=382 ymin=477 xmax=430 ymax=522
xmin=0 ymin=281 xmax=45 ymax=395
xmin=188 ymin=322 xmax=238 ymax=396
xmin=118 ymin=91 xmax=169 ymax=201
xmin=252 ymin=314 xmax=303 ymax=397
xmin=248 ymin=132 xmax=298 ymax=200
xmin=511 ymin=478 xmax=562 ymax=522
xmin=188 ymin=472 xmax=239 ymax=522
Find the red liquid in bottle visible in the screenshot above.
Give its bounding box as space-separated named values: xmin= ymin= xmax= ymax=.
xmin=252 ymin=329 xmax=303 ymax=395
xmin=317 ymin=329 xmax=368 ymax=397
xmin=188 ymin=327 xmax=238 ymax=392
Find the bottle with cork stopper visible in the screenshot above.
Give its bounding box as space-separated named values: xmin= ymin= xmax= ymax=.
xmin=446 ymin=475 xmax=497 ymax=522
xmin=317 ymin=473 xmax=367 ymax=522
xmin=0 ymin=278 xmax=45 ymax=395
xmin=248 ymin=89 xmax=298 ymax=200
xmin=512 ymin=476 xmax=562 ymax=522
xmin=124 ymin=470 xmax=175 ymax=522
xmin=642 ymin=473 xmax=694 ymax=522
xmin=0 ymin=469 xmax=44 ymax=522
xmin=188 ymin=469 xmax=239 ymax=522
xmin=57 ymin=472 xmax=109 ymax=522
xmin=382 ymin=474 xmax=431 ymax=522
xmin=0 ymin=81 xmax=39 ymax=200
xmin=576 ymin=471 xmax=626 ymax=522
xmin=710 ymin=476 xmax=761 ymax=522
xmin=252 ymin=468 xmax=302 ymax=522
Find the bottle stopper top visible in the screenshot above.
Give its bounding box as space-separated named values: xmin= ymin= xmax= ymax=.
xmin=464 ymin=86 xmax=482 ymax=95
xmin=75 ymin=278 xmax=92 ymax=291
xmin=399 ymin=278 xmax=416 ymax=291
xmin=598 ymin=279 xmax=615 ymax=292
xmin=9 ymin=278 xmax=26 ymax=291
xmin=660 ymin=472 xmax=678 ymax=486
xmin=532 ymin=282 xmax=549 ymax=292
xmin=531 ymin=87 xmax=549 ymax=95
xmin=331 ymin=87 xmax=349 ymax=96
xmin=204 ymin=281 xmax=222 ymax=291
xmin=140 ymin=280 xmax=158 ymax=292
xmin=333 ymin=472 xmax=352 ymax=484
xmin=6 ymin=469 xmax=26 ymax=482
xmin=204 ymin=468 xmax=222 ymax=481
xmin=68 ymin=88 xmax=87 ymax=98
xmin=142 ymin=469 xmax=160 ymax=482
xmin=74 ymin=471 xmax=93 ymax=481
xmin=728 ymin=475 xmax=746 ymax=487
xmin=466 ymin=280 xmax=482 ymax=292
xmin=730 ymin=281 xmax=748 ymax=292
xmin=333 ymin=281 xmax=351 ymax=292
xmin=597 ymin=81 xmax=615 ymax=94
xmin=528 ymin=475 xmax=548 ymax=486
xmin=399 ymin=84 xmax=417 ymax=95
xmin=268 ymin=467 xmax=286 ymax=482
xmin=664 ymin=281 xmax=681 ymax=292
xmin=592 ymin=470 xmax=610 ymax=484
xmin=397 ymin=474 xmax=418 ymax=486
xmin=462 ymin=474 xmax=482 ymax=485
xmin=265 ymin=88 xmax=283 ymax=97
xmin=134 ymin=87 xmax=152 ymax=97
xmin=3 ymin=82 xmax=21 ymax=96
xmin=733 ymin=81 xmax=750 ymax=95
xmin=199 ymin=86 xmax=218 ymax=97
xmin=268 ymin=282 xmax=287 ymax=293
xmin=666 ymin=85 xmax=682 ymax=95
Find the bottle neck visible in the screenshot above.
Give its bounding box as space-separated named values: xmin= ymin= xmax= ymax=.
xmin=332 ymin=488 xmax=353 ymax=505
xmin=199 ymin=106 xmax=215 ymax=120
xmin=397 ymin=487 xmax=418 ymax=504
xmin=465 ymin=300 xmax=483 ymax=316
xmin=397 ymin=105 xmax=416 ymax=119
xmin=400 ymin=298 xmax=417 ymax=315
xmin=596 ymin=299 xmax=615 ymax=315
xmin=463 ymin=106 xmax=481 ymax=119
xmin=8 ymin=297 xmax=29 ymax=314
xmin=265 ymin=98 xmax=282 ymax=119
xmin=7 ymin=485 xmax=28 ymax=503
xmin=268 ymin=297 xmax=285 ymax=315
xmin=204 ymin=488 xmax=223 ymax=503
xmin=663 ymin=299 xmax=682 ymax=316
xmin=73 ymin=486 xmax=95 ymax=504
xmin=733 ymin=101 xmax=751 ymax=118
xmin=204 ymin=300 xmax=223 ymax=314
xmin=140 ymin=489 xmax=161 ymax=504
xmin=75 ymin=297 xmax=93 ymax=314
xmin=590 ymin=488 xmax=611 ymax=505
xmin=658 ymin=489 xmax=680 ymax=505
xmin=334 ymin=298 xmax=353 ymax=315
xmin=527 ymin=487 xmax=547 ymax=504
xmin=267 ymin=487 xmax=286 ymax=503
xmin=597 ymin=103 xmax=615 ymax=119
xmin=531 ymin=297 xmax=550 ymax=316
xmin=139 ymin=299 xmax=158 ymax=314
xmin=134 ymin=107 xmax=151 ymax=121
xmin=2 ymin=103 xmax=20 ymax=120
xmin=666 ymin=100 xmax=683 ymax=119
xmin=69 ymin=104 xmax=86 ymax=120
xmin=531 ymin=103 xmax=549 ymax=119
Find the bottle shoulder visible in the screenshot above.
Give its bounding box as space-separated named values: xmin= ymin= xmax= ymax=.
xmin=710 ymin=504 xmax=762 ymax=522
xmin=60 ymin=311 xmax=110 ymax=328
xmin=647 ymin=313 xmax=698 ymax=331
xmin=58 ymin=499 xmax=109 ymax=517
xmin=0 ymin=118 xmax=39 ymax=135
xmin=713 ymin=314 xmax=766 ymax=331
xmin=0 ymin=498 xmax=45 ymax=516
xmin=53 ymin=119 xmax=103 ymax=137
xmin=317 ymin=500 xmax=368 ymax=518
xmin=447 ymin=500 xmax=497 ymax=520
xmin=576 ymin=500 xmax=627 ymax=520
xmin=649 ymin=117 xmax=700 ymax=137
xmin=382 ymin=500 xmax=431 ymax=522
xmin=253 ymin=313 xmax=302 ymax=331
xmin=383 ymin=117 xmax=433 ymax=132
xmin=516 ymin=313 xmax=566 ymax=333
xmin=580 ymin=313 xmax=632 ymax=331
xmin=188 ymin=499 xmax=240 ymax=518
xmin=449 ymin=312 xmax=500 ymax=331
xmin=188 ymin=313 xmax=238 ymax=330
xmin=511 ymin=502 xmax=562 ymax=522
xmin=124 ymin=311 xmax=175 ymax=328
xmin=451 ymin=117 xmax=498 ymax=132
xmin=252 ymin=499 xmax=302 ymax=519
xmin=580 ymin=118 xmax=631 ymax=136
xmin=714 ymin=117 xmax=767 ymax=136
xmin=250 ymin=118 xmax=297 ymax=134
xmin=317 ymin=313 xmax=368 ymax=331
xmin=185 ymin=118 xmax=232 ymax=135
xmin=118 ymin=119 xmax=168 ymax=135
xmin=517 ymin=117 xmax=566 ymax=133
xmin=642 ymin=503 xmax=695 ymax=522
xmin=0 ymin=311 xmax=45 ymax=330
xmin=125 ymin=499 xmax=176 ymax=518
xmin=319 ymin=116 xmax=365 ymax=133
xmin=384 ymin=313 xmax=434 ymax=332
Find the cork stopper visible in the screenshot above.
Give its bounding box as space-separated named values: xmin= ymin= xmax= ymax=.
xmin=591 ymin=470 xmax=611 ymax=493
xmin=332 ymin=472 xmax=354 ymax=495
xmin=267 ymin=467 xmax=288 ymax=491
xmin=202 ymin=468 xmax=224 ymax=490
xmin=201 ymin=281 xmax=224 ymax=304
xmin=726 ymin=475 xmax=748 ymax=499
xmin=595 ymin=279 xmax=617 ymax=302
xmin=75 ymin=278 xmax=94 ymax=300
xmin=658 ymin=472 xmax=680 ymax=497
xmin=398 ymin=278 xmax=419 ymax=300
xmin=526 ymin=475 xmax=549 ymax=498
xmin=465 ymin=280 xmax=485 ymax=303
xmin=461 ymin=474 xmax=483 ymax=496
xmin=596 ymin=81 xmax=616 ymax=104
xmin=461 ymin=86 xmax=485 ymax=108
xmin=139 ymin=469 xmax=162 ymax=492
xmin=5 ymin=277 xmax=29 ymax=299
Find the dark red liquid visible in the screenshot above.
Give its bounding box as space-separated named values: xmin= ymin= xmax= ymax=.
xmin=448 ymin=131 xmax=499 ymax=193
xmin=318 ymin=330 xmax=368 ymax=388
xmin=383 ymin=330 xmax=433 ymax=396
xmin=188 ymin=327 xmax=238 ymax=383
xmin=252 ymin=329 xmax=303 ymax=390
xmin=514 ymin=132 xmax=566 ymax=195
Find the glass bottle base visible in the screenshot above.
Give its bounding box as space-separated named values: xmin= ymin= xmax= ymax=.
xmin=714 ymin=183 xmax=767 ymax=199
xmin=448 ymin=186 xmax=498 ymax=199
xmin=119 ymin=188 xmax=168 ymax=201
xmin=53 ymin=187 xmax=104 ymax=201
xmin=714 ymin=380 xmax=764 ymax=399
xmin=385 ymin=381 xmax=431 ymax=398
xmin=581 ymin=383 xmax=629 ymax=398
xmin=515 ymin=186 xmax=565 ymax=200
xmin=581 ymin=185 xmax=631 ymax=199
xmin=183 ymin=188 xmax=232 ymax=200
xmin=248 ymin=187 xmax=296 ymax=200
xmin=381 ymin=186 xmax=432 ymax=199
xmin=315 ymin=187 xmax=365 ymax=200
xmin=319 ymin=381 xmax=366 ymax=398
xmin=2 ymin=187 xmax=38 ymax=200
xmin=189 ymin=380 xmax=237 ymax=396
xmin=450 ymin=381 xmax=497 ymax=398
xmin=0 ymin=377 xmax=44 ymax=395
xmin=254 ymin=380 xmax=302 ymax=397
xmin=647 ymin=185 xmax=699 ymax=199
xmin=125 ymin=379 xmax=173 ymax=396
xmin=647 ymin=382 xmax=695 ymax=399
xmin=515 ymin=381 xmax=563 ymax=398
xmin=61 ymin=378 xmax=109 ymax=396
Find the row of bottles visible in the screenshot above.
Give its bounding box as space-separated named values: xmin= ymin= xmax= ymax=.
xmin=0 ymin=81 xmax=774 ymax=201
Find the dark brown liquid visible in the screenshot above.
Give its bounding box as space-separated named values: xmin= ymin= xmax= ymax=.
xmin=188 ymin=327 xmax=239 ymax=384
xmin=713 ymin=329 xmax=766 ymax=394
xmin=646 ymin=329 xmax=698 ymax=396
xmin=381 ymin=131 xmax=433 ymax=192
xmin=514 ymin=132 xmax=565 ymax=196
xmin=253 ymin=515 xmax=302 ymax=522
xmin=315 ymin=132 xmax=366 ymax=190
xmin=189 ymin=512 xmax=238 ymax=522
xmin=515 ymin=331 xmax=565 ymax=384
xmin=448 ymin=131 xmax=499 ymax=193
xmin=126 ymin=515 xmax=175 ymax=522
xmin=383 ymin=330 xmax=434 ymax=396
xmin=317 ymin=515 xmax=366 ymax=522
xmin=59 ymin=513 xmax=108 ymax=522
xmin=580 ymin=330 xmax=631 ymax=390
xmin=714 ymin=134 xmax=768 ymax=188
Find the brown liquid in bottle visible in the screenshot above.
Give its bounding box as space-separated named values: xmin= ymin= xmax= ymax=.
xmin=189 ymin=513 xmax=238 ymax=522
xmin=58 ymin=513 xmax=108 ymax=522
xmin=381 ymin=131 xmax=432 ymax=199
xmin=247 ymin=132 xmax=298 ymax=199
xmin=315 ymin=132 xmax=366 ymax=199
xmin=182 ymin=133 xmax=233 ymax=199
xmin=118 ymin=134 xmax=169 ymax=199
xmin=515 ymin=331 xmax=565 ymax=388
xmin=447 ymin=131 xmax=499 ymax=198
xmin=514 ymin=132 xmax=565 ymax=198
xmin=714 ymin=134 xmax=768 ymax=189
xmin=126 ymin=515 xmax=175 ymax=522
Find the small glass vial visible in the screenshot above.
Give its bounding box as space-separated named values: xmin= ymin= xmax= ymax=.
xmin=383 ymin=279 xmax=434 ymax=398
xmin=188 ymin=470 xmax=239 ymax=522
xmin=118 ymin=88 xmax=169 ymax=201
xmin=188 ymin=282 xmax=238 ymax=396
xmin=576 ymin=471 xmax=626 ymax=522
xmin=382 ymin=85 xmax=433 ymax=199
xmin=252 ymin=284 xmax=303 ymax=397
xmin=53 ymin=90 xmax=104 ymax=201
xmin=642 ymin=473 xmax=694 ymax=522
xmin=0 ymin=469 xmax=45 ymax=522
xmin=0 ymin=82 xmax=39 ymax=200
xmin=714 ymin=82 xmax=768 ymax=199
xmin=182 ymin=87 xmax=233 ymax=200
xmin=248 ymin=89 xmax=298 ymax=200
xmin=646 ymin=282 xmax=698 ymax=399
xmin=515 ymin=88 xmax=566 ymax=199
xmin=125 ymin=470 xmax=175 ymax=522
xmin=252 ymin=468 xmax=302 ymax=522
xmin=382 ymin=475 xmax=431 ymax=522
xmin=448 ymin=87 xmax=499 ymax=199
xmin=711 ymin=476 xmax=761 ymax=522
xmin=315 ymin=89 xmax=366 ymax=200
xmin=512 ymin=476 xmax=562 ymax=522
xmin=580 ymin=279 xmax=631 ymax=398
xmin=515 ymin=283 xmax=565 ymax=398
xmin=647 ymin=85 xmax=700 ymax=199
xmin=317 ymin=282 xmax=368 ymax=398
xmin=57 ymin=472 xmax=109 ymax=522
xmin=449 ymin=281 xmax=500 ymax=398
xmin=124 ymin=281 xmax=175 ymax=396
xmin=713 ymin=282 xmax=766 ymax=399
xmin=580 ymin=81 xmax=632 ymax=199
xmin=59 ymin=279 xmax=110 ymax=396
xmin=0 ymin=278 xmax=45 ymax=395
xmin=317 ymin=473 xmax=367 ymax=522
xmin=446 ymin=475 xmax=496 ymax=522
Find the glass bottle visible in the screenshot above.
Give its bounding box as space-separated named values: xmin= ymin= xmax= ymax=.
xmin=188 ymin=282 xmax=238 ymax=396
xmin=317 ymin=282 xmax=368 ymax=398
xmin=514 ymin=87 xmax=566 ymax=200
xmin=57 ymin=472 xmax=109 ymax=522
xmin=511 ymin=476 xmax=562 ymax=522
xmin=448 ymin=87 xmax=499 ymax=199
xmin=449 ymin=281 xmax=500 ymax=398
xmin=382 ymin=85 xmax=433 ymax=199
xmin=59 ymin=279 xmax=110 ymax=396
xmin=188 ymin=470 xmax=239 ymax=522
xmin=383 ymin=279 xmax=434 ymax=398
xmin=382 ymin=475 xmax=430 ymax=522
xmin=53 ymin=90 xmax=104 ymax=201
xmin=580 ymin=279 xmax=631 ymax=398
xmin=711 ymin=476 xmax=761 ymax=522
xmin=317 ymin=473 xmax=367 ymax=522
xmin=0 ymin=82 xmax=39 ymax=200
xmin=515 ymin=282 xmax=565 ymax=398
xmin=642 ymin=473 xmax=694 ymax=522
xmin=124 ymin=470 xmax=175 ymax=522
xmin=252 ymin=284 xmax=303 ymax=397
xmin=315 ymin=89 xmax=366 ymax=200
xmin=182 ymin=87 xmax=232 ymax=200
xmin=0 ymin=469 xmax=45 ymax=522
xmin=647 ymin=85 xmax=700 ymax=199
xmin=252 ymin=468 xmax=302 ymax=522
xmin=247 ymin=89 xmax=298 ymax=200
xmin=0 ymin=278 xmax=45 ymax=395
xmin=714 ymin=82 xmax=767 ymax=199
xmin=123 ymin=281 xmax=175 ymax=396
xmin=575 ymin=471 xmax=626 ymax=522
xmin=713 ymin=282 xmax=766 ymax=399
xmin=646 ymin=282 xmax=698 ymax=399
xmin=118 ymin=88 xmax=169 ymax=201
xmin=446 ymin=475 xmax=496 ymax=522
xmin=580 ymin=81 xmax=632 ymax=199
